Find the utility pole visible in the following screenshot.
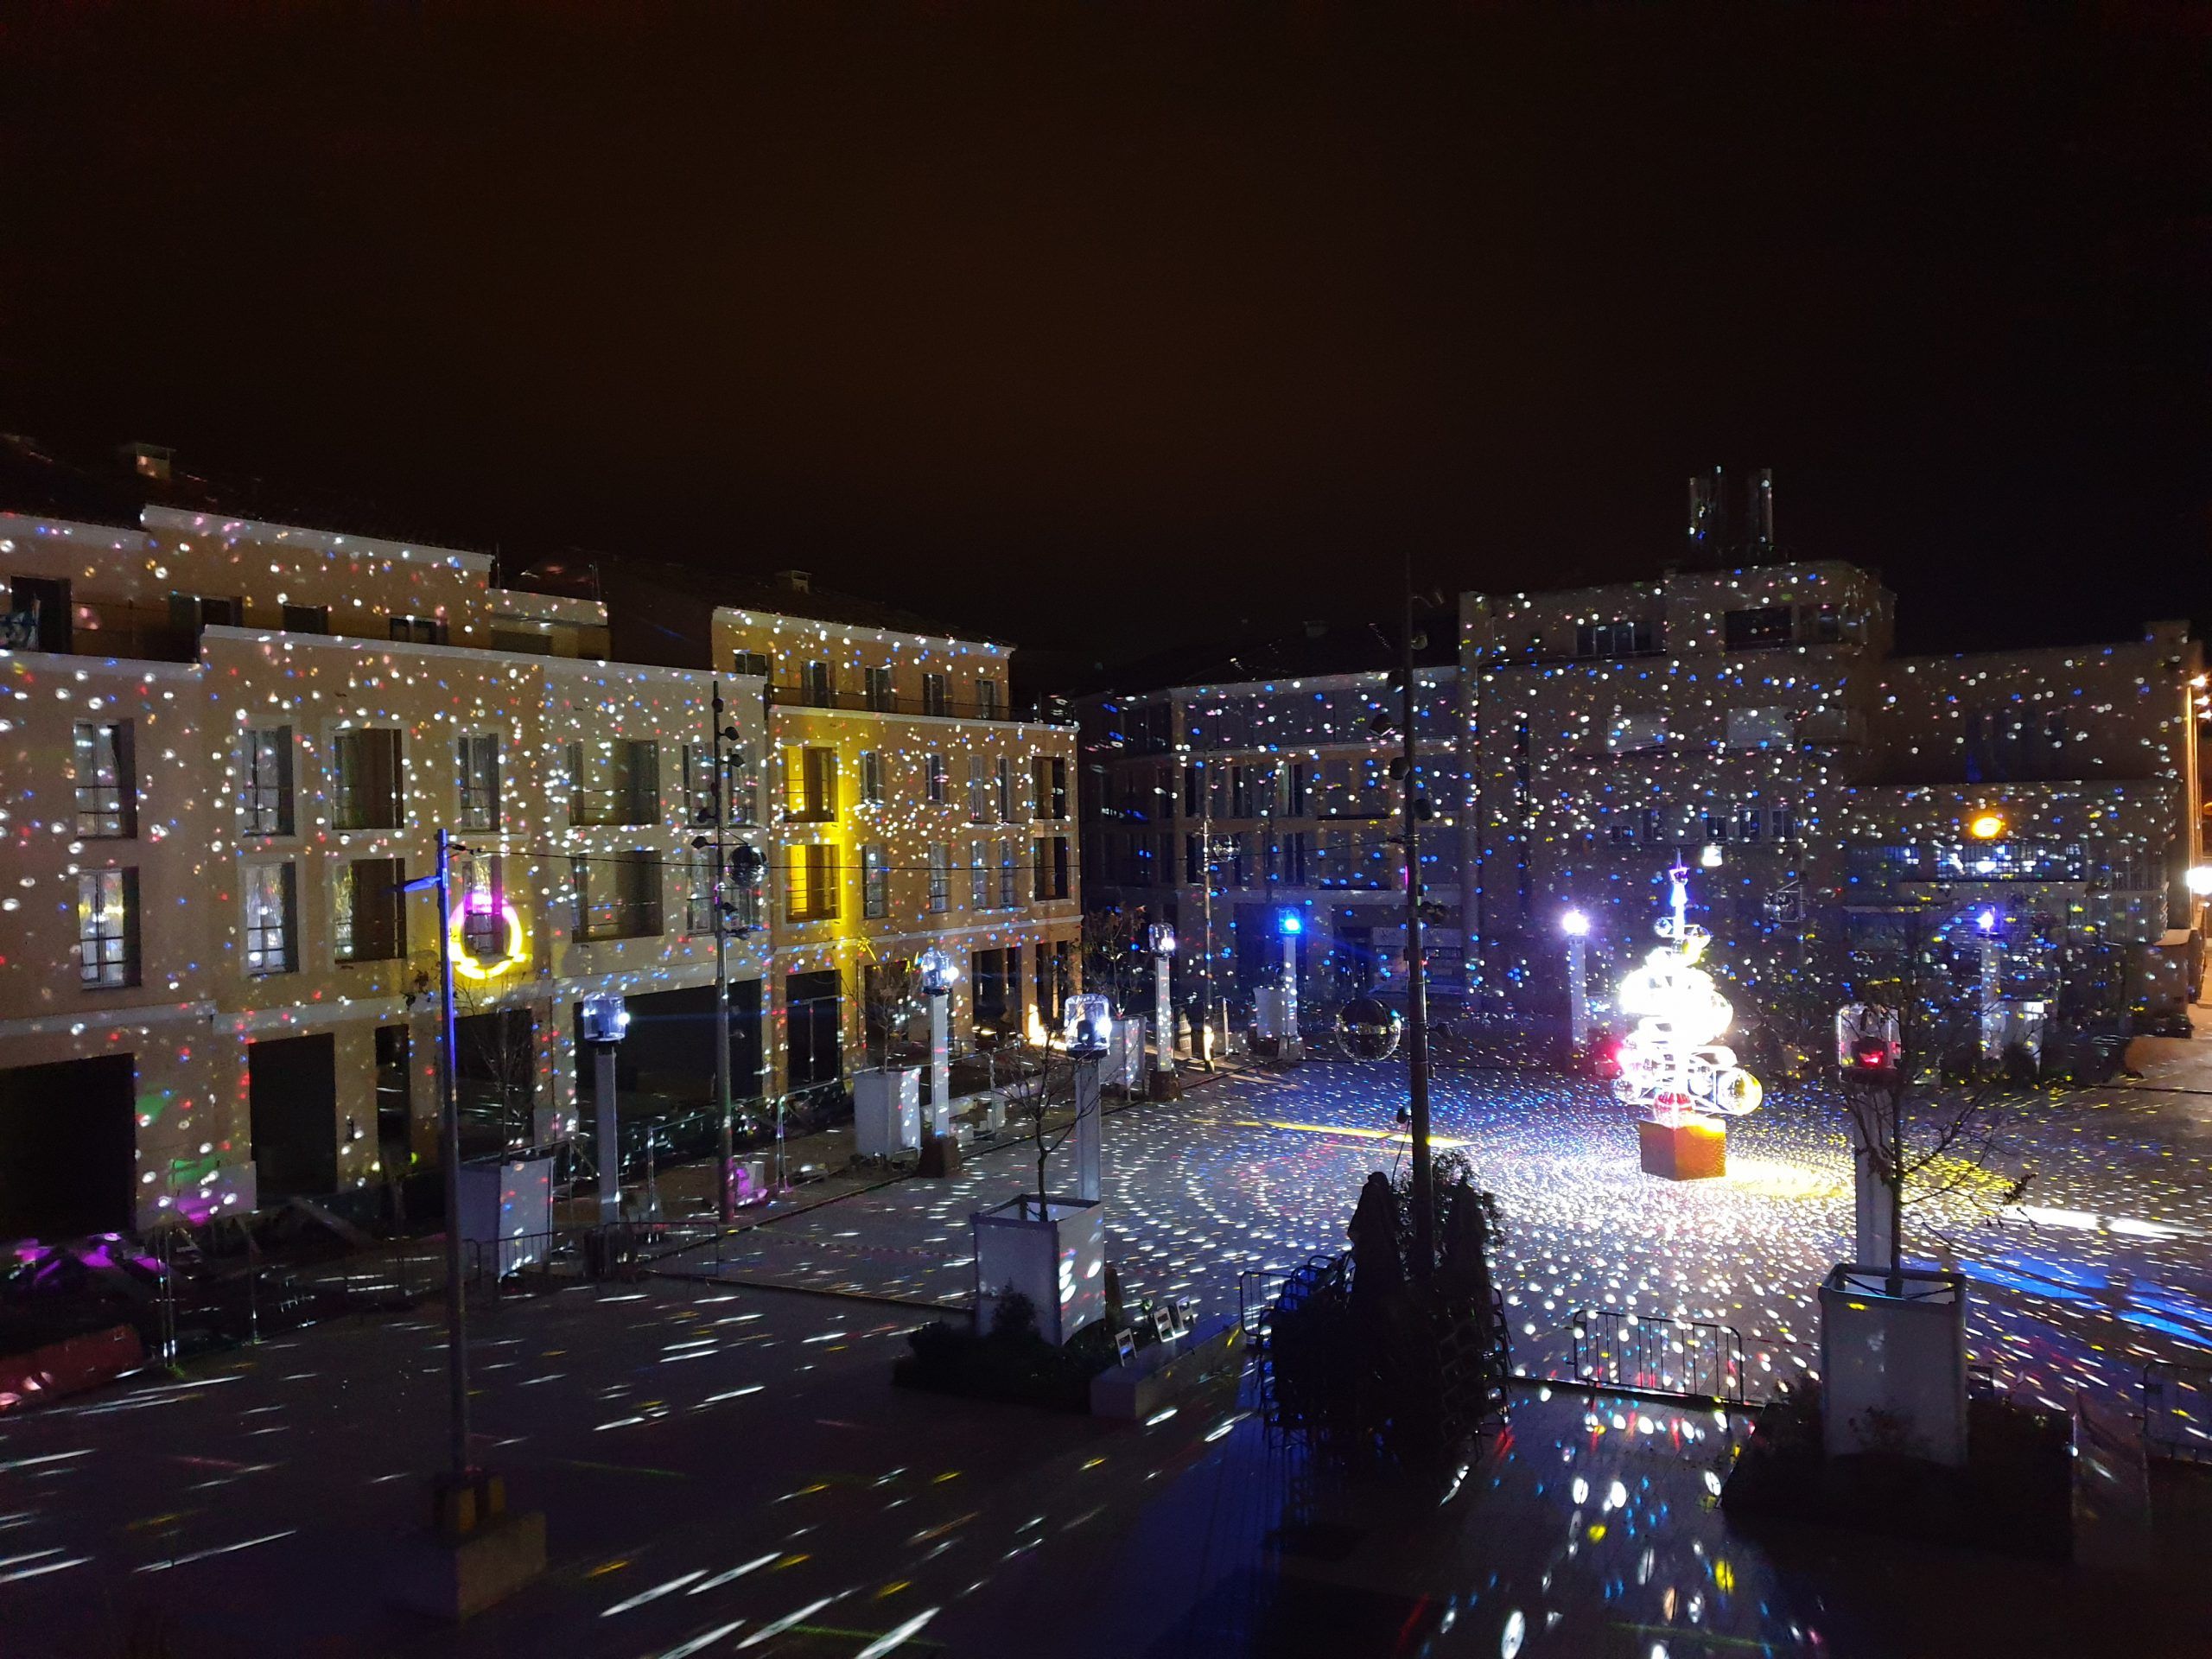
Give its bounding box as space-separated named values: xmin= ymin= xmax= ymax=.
xmin=404 ymin=830 xmax=469 ymax=1484
xmin=1198 ymin=756 xmax=1216 ymax=1069
xmin=1401 ymin=560 xmax=1434 ymax=1281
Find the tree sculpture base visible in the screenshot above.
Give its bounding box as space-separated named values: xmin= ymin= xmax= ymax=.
xmin=1638 ymin=1115 xmax=1726 ymax=1180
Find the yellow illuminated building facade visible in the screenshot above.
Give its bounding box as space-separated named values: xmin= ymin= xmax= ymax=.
xmin=0 ymin=501 xmax=1071 ymax=1242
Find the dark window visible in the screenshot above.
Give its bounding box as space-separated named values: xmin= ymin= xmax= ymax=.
xmin=571 ymin=850 xmax=664 ymax=940
xmin=804 ymin=661 xmax=834 ymax=707
xmin=245 ymin=861 xmax=298 ymax=976
xmin=1723 ymin=606 xmax=1793 ymax=650
xmin=73 ymin=721 xmax=135 ymax=838
xmin=731 ymin=650 xmax=771 ymax=679
xmin=569 ymin=739 xmax=659 ymax=826
xmin=242 ymin=727 xmax=294 ymax=836
xmin=333 ymin=729 xmax=404 ymax=830
xmin=389 ymin=615 xmax=447 ymax=645
xmin=335 ymin=855 xmax=406 ymax=962
xmin=458 ymin=733 xmax=501 ymax=831
xmin=785 ymin=969 xmax=842 ymax=1090
xmin=8 ymin=575 xmax=73 ymax=652
xmin=78 ymin=868 xmax=139 ymax=988
xmin=281 ymin=603 xmax=330 ymax=633
xmin=921 ymin=672 xmax=949 ymax=716
xmin=1574 ymin=619 xmax=1658 ymax=658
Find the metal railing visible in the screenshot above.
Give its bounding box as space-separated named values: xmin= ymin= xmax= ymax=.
xmin=2142 ymin=1360 xmax=2212 ymax=1464
xmin=1569 ymin=1307 xmax=1748 ymax=1406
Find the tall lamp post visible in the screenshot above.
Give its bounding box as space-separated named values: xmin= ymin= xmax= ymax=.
xmin=1278 ymin=907 xmax=1304 ymax=1058
xmin=919 ymin=945 xmax=957 ymax=1136
xmin=1560 ymin=907 xmax=1591 ymax=1053
xmin=1147 ymin=921 xmax=1178 ymax=1097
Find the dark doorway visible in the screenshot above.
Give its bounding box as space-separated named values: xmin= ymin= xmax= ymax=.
xmin=249 ymin=1033 xmax=339 ymax=1200
xmin=970 ymin=948 xmax=1013 ymax=1041
xmin=785 ymin=969 xmax=842 ymax=1090
xmin=0 ymin=1052 xmax=135 ymax=1240
xmin=454 ymin=1007 xmax=535 ymax=1159
xmin=374 ymin=1023 xmax=411 ymax=1169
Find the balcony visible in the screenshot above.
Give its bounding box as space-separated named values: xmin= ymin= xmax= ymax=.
xmin=766 ymin=684 xmax=1037 ymax=723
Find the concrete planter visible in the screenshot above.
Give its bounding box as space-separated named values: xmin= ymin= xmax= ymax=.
xmin=971 ymin=1193 xmax=1105 ymax=1346
xmin=853 ymin=1067 xmax=921 ymax=1158
xmin=1820 ymin=1263 xmax=1969 ymax=1467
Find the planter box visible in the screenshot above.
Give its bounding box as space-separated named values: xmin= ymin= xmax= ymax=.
xmin=1638 ymin=1115 xmax=1726 ymax=1180
xmin=972 ymin=1194 xmax=1105 ymax=1346
xmin=853 ymin=1067 xmax=921 ymax=1158
xmin=1091 ymin=1325 xmax=1244 ymax=1420
xmin=1821 ymin=1263 xmax=1968 ymax=1467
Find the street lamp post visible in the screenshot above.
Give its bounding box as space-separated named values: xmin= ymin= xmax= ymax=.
xmin=1560 ymin=908 xmax=1591 ymax=1053
xmin=580 ymin=995 xmax=630 ymax=1226
xmin=1278 ymin=908 xmax=1303 ymax=1058
xmin=919 ymin=945 xmax=956 ymax=1136
xmin=1147 ymin=921 xmax=1177 ymax=1096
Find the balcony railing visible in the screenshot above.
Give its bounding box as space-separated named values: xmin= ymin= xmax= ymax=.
xmin=766 ymin=684 xmax=1035 ymax=723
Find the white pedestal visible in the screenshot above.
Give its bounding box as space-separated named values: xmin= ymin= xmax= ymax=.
xmin=853 ymin=1067 xmax=921 ymax=1158
xmin=1072 ymin=1055 xmax=1103 ymax=1204
xmin=972 ymin=1194 xmax=1106 ymax=1345
xmin=457 ymin=1155 xmax=553 ymax=1279
xmin=1819 ymin=1263 xmax=1969 ymax=1467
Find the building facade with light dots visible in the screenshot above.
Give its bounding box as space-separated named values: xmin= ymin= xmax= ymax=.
xmin=0 ymin=499 xmax=1077 ymax=1241
xmin=1083 ymin=551 xmax=2202 ymax=1052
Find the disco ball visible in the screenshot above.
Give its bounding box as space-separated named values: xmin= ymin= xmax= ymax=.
xmin=1335 ymin=996 xmax=1403 ymax=1061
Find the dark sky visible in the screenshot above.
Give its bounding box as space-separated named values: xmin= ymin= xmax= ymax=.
xmin=4 ymin=3 xmax=2208 ymax=665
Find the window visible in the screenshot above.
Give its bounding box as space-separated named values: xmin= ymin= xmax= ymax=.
xmin=683 ymin=742 xmax=721 ymax=826
xmin=731 ymin=649 xmax=771 ymax=679
xmin=170 ymin=594 xmax=241 ymax=633
xmin=862 ymin=844 xmax=889 ymax=918
xmin=571 ymin=850 xmax=664 ymax=940
xmin=1735 ymin=806 xmax=1764 ymax=844
xmin=725 ymin=741 xmax=756 ymax=826
xmin=78 ymin=868 xmax=138 ymax=988
xmin=998 ymin=841 xmax=1019 ymax=908
xmin=787 ymin=843 xmax=839 ymax=924
xmin=1606 ymin=710 xmax=1668 ymax=754
xmin=927 ymin=843 xmax=950 ymax=913
xmin=334 ymin=855 xmax=406 ymax=962
xmin=1574 ymin=619 xmax=1657 ymax=659
xmin=1725 ymin=707 xmax=1794 ymax=749
xmin=921 ymin=672 xmax=949 ymax=716
xmin=460 ymin=854 xmax=505 ymax=961
xmin=1286 ymin=762 xmax=1307 ymax=817
xmin=1049 ymin=836 xmax=1071 ymax=899
xmin=784 ymin=746 xmax=838 ymax=822
xmin=333 ymin=729 xmax=404 ymax=830
xmin=1183 ymin=763 xmax=1202 ymax=820
xmin=1033 ymin=754 xmax=1069 ymax=820
xmin=804 ymin=661 xmax=834 ymax=707
xmin=925 ymin=753 xmax=947 ymax=804
xmin=241 ymin=727 xmax=293 ymax=836
xmin=389 ymin=615 xmax=447 ymax=645
xmin=1770 ymin=804 xmax=1797 ymax=842
xmin=1610 ymin=816 xmax=1638 ymax=847
xmin=1806 ymin=605 xmax=1845 ymax=645
xmin=282 ymin=603 xmax=329 ymax=633
xmin=1033 ymin=837 xmax=1049 ymax=902
xmin=1723 ymin=606 xmax=1793 ymax=651
xmin=860 ymin=750 xmax=884 ymax=804
xmin=995 ymin=757 xmax=1015 ymax=820
xmin=1283 ymin=831 xmax=1308 ymax=885
xmin=976 ymin=677 xmax=1001 ymax=719
xmin=1032 ymin=837 xmax=1070 ymax=901
xmin=968 ymin=756 xmax=990 ymax=822
xmin=244 ymin=862 xmax=297 ymax=976
xmin=457 ymin=733 xmax=501 ymax=831
xmin=1185 ymin=833 xmax=1203 ymax=884
xmin=1230 ymin=766 xmax=1253 ymax=817
xmin=685 ymin=852 xmax=717 ymax=934
xmin=865 ymin=666 xmax=894 ymax=711
xmin=569 ymin=739 xmax=662 ymax=827
xmin=969 ymin=838 xmax=988 ymax=908
xmin=73 ymin=721 xmax=135 ymax=838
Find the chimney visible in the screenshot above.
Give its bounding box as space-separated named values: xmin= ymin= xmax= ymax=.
xmin=775 ymin=569 xmax=811 ymax=594
xmin=1687 ymin=467 xmax=1725 ymax=559
xmin=118 ymin=440 xmax=174 ymax=483
xmin=1747 ymin=467 xmax=1775 ymax=555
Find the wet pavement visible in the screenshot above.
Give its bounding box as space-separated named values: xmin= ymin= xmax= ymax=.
xmin=5 ymin=1054 xmax=2212 ymax=1655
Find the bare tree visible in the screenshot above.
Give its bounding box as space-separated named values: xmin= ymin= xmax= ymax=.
xmin=856 ymin=957 xmax=924 ymax=1069
xmin=1838 ymin=903 xmax=2043 ymax=1282
xmin=996 ymin=1033 xmax=1078 ymax=1217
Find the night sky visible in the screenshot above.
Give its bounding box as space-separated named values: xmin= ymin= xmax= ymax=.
xmin=5 ymin=4 xmax=2206 ymax=666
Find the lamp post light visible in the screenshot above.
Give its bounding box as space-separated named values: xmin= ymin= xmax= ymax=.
xmin=1560 ymin=907 xmax=1592 ymax=1053
xmin=918 ymin=945 xmax=957 ymax=1137
xmin=1975 ymin=907 xmax=2005 ymax=1058
xmin=1064 ymin=992 xmax=1113 ymax=1205
xmin=1147 ymin=921 xmax=1178 ymax=1097
xmin=1277 ymin=908 xmax=1304 ymax=1058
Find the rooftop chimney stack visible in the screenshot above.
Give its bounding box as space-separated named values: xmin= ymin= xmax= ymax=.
xmin=1748 ymin=467 xmax=1775 ymax=555
xmin=1688 ymin=467 xmax=1726 ymax=560
xmin=776 ymin=569 xmax=812 ymax=594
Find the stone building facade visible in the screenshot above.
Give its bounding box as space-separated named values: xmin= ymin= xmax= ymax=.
xmin=0 ymin=505 xmax=1076 ymax=1242
xmin=1083 ymin=558 xmax=2202 ymax=1049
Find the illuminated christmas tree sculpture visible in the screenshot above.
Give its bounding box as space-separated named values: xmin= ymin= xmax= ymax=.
xmin=1614 ymin=864 xmax=1763 ymax=1179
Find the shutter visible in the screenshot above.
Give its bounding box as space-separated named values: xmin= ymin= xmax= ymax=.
xmin=633 ymin=741 xmax=661 ymax=823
